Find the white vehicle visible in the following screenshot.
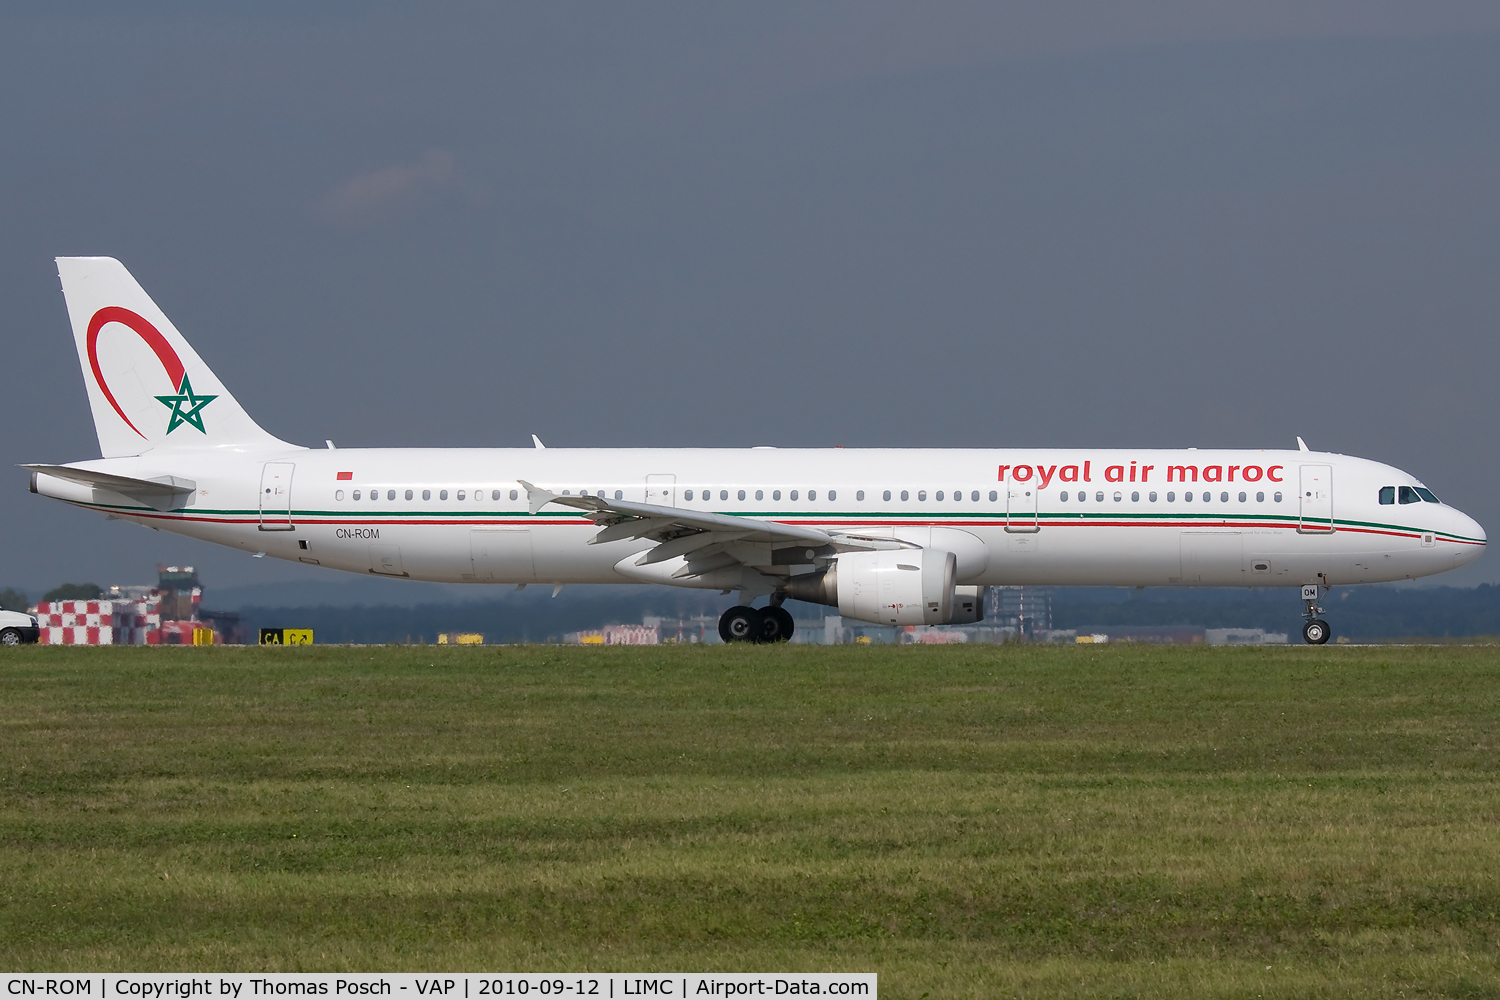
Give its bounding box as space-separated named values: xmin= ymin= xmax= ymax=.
xmin=26 ymin=258 xmax=1486 ymax=644
xmin=0 ymin=608 xmax=41 ymax=645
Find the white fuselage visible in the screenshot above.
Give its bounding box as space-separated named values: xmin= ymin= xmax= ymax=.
xmin=34 ymin=446 xmax=1486 ymax=590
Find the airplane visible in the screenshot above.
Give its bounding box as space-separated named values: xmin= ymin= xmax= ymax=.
xmin=26 ymin=257 xmax=1486 ymax=645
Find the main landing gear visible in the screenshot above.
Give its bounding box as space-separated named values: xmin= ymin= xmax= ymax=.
xmin=1301 ymin=583 xmax=1331 ymax=645
xmin=718 ymin=600 xmax=795 ymax=644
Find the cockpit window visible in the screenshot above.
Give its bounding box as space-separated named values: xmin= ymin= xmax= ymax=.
xmin=1415 ymin=487 xmax=1440 ymax=504
xmin=1378 ymin=486 xmax=1395 ymax=505
xmin=1398 ymin=486 xmax=1422 ymax=504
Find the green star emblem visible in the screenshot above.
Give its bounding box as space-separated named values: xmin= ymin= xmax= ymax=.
xmin=155 ymin=374 xmax=218 ymax=434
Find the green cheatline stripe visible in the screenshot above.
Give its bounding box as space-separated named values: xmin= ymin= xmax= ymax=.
xmin=70 ymin=498 xmax=1480 ymax=544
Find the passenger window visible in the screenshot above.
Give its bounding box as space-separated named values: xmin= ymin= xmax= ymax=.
xmin=1186 ymin=492 xmax=1195 ymax=501
xmin=809 ymin=490 xmax=817 ymax=501
xmin=614 ymin=490 xmax=622 ymax=500
xmin=738 ymin=490 xmax=746 ymax=501
xmin=476 ymin=490 xmax=484 ymax=502
xmin=756 ymin=490 xmax=764 ymax=501
xmin=1399 ymin=486 xmax=1421 ymax=504
xmin=774 ymin=490 xmax=782 ymax=501
xmin=492 ymin=490 xmax=501 ymax=501
xmin=440 ymin=490 xmax=448 ymax=500
xmin=829 ymin=490 xmax=836 ymax=501
xmin=422 ymin=489 xmax=430 ymax=501
xmin=352 ymin=490 xmax=361 ymax=500
xmin=989 ymin=490 xmax=998 ymax=502
xmin=1131 ymin=491 xmax=1139 ymax=502
xmin=971 ymin=491 xmax=979 ymax=502
xmin=856 ymin=490 xmax=864 ymax=501
xmin=790 ymin=490 xmax=799 ymax=501
xmin=1060 ymin=491 xmax=1069 ymax=502
xmin=1220 ymin=492 xmax=1228 ymax=502
xmin=1416 ymin=488 xmax=1440 ymax=503
xmin=405 ymin=489 xmax=414 ymax=501
xmin=918 ymin=491 xmax=927 ymax=501
xmin=335 ymin=490 xmax=345 ymax=501
xmin=1274 ymin=492 xmax=1283 ymax=502
xmin=1095 ymin=491 xmax=1104 ymax=502
xmin=1167 ymin=492 xmax=1175 ymax=502
xmin=900 ymin=490 xmax=909 ymax=501
xmin=386 ymin=489 xmax=395 ymax=501
xmin=1238 ymin=492 xmax=1246 ymax=502
xmin=1113 ymin=492 xmax=1122 ymax=502
xmin=685 ymin=490 xmax=694 ymax=501
xmin=1256 ymin=491 xmax=1264 ymax=502
xmin=1149 ymin=492 xmax=1157 ymax=502
xmin=510 ymin=489 xmax=519 ymax=501
xmin=936 ymin=491 xmax=944 ymax=501
xmin=1379 ymin=486 xmax=1395 ymax=504
xmin=720 ymin=489 xmax=729 ymax=501
xmin=883 ymin=490 xmax=891 ymax=501
xmin=457 ymin=490 xmax=466 ymax=501
xmin=1077 ymin=491 xmax=1085 ymax=501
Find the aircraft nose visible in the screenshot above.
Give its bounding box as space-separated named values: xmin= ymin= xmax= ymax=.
xmin=1449 ymin=507 xmax=1486 ymax=567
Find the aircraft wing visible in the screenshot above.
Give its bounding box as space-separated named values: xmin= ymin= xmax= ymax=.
xmin=518 ymin=481 xmax=906 ymax=585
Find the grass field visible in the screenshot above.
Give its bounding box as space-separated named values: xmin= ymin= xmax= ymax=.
xmin=2 ymin=644 xmax=1499 ymax=998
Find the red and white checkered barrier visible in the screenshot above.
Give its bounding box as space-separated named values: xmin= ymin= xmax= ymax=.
xmin=33 ymin=598 xmax=162 ymax=645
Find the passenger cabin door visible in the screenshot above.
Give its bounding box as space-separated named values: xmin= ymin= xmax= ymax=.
xmin=258 ymin=462 xmax=295 ymax=531
xmin=1005 ymin=479 xmax=1040 ymax=533
xmin=645 ymin=474 xmax=676 ymax=507
xmin=1298 ymin=465 xmax=1334 ymax=534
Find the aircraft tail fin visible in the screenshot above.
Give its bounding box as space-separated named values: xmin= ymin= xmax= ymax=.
xmin=55 ymin=257 xmax=292 ymax=458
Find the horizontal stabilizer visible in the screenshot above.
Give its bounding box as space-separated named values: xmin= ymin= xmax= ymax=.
xmin=23 ymin=464 xmax=196 ymax=510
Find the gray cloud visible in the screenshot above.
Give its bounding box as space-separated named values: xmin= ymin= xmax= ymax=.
xmin=313 ymin=148 xmax=456 ymax=223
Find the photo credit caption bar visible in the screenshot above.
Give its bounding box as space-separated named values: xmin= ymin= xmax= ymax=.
xmin=1 ymin=976 xmax=876 ymax=999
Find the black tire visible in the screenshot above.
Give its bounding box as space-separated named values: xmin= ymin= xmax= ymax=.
xmin=1303 ymin=619 xmax=1331 ymax=645
xmin=0 ymin=629 xmax=21 ymax=646
xmin=761 ymin=606 xmax=795 ymax=643
xmin=718 ymin=606 xmax=762 ymax=643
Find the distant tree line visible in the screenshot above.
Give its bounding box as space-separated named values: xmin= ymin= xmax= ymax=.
xmin=0 ymin=583 xmax=109 ymax=610
xmin=1054 ymin=584 xmax=1500 ymax=641
xmin=234 ymin=584 xmax=1500 ymax=644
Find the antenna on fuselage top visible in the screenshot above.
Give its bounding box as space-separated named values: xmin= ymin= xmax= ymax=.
xmin=532 ymin=434 xmax=546 ymax=449
xmin=1296 ymin=436 xmax=1310 ymax=452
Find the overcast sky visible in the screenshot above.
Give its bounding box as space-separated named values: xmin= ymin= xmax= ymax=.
xmin=3 ymin=2 xmax=1499 ymax=596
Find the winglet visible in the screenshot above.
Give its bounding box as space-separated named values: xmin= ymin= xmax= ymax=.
xmin=531 ymin=434 xmax=546 ymax=449
xmin=517 ymin=479 xmax=557 ymax=515
xmin=1296 ymin=436 xmax=1310 ymax=452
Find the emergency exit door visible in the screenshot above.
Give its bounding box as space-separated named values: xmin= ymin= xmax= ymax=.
xmin=258 ymin=462 xmax=295 ymax=531
xmin=645 ymin=474 xmax=676 ymax=507
xmin=1005 ymin=481 xmax=1040 ymax=532
xmin=1298 ymin=464 xmax=1334 ymax=534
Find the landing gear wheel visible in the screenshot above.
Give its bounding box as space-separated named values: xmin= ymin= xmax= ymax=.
xmin=761 ymin=606 xmax=795 ymax=643
xmin=0 ymin=629 xmax=20 ymax=646
xmin=719 ymin=606 xmax=763 ymax=643
xmin=1303 ymin=619 xmax=1330 ymax=645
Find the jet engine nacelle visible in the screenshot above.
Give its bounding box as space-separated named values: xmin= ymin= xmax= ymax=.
xmin=947 ymin=585 xmax=988 ymax=625
xmin=786 ymin=548 xmax=957 ymax=626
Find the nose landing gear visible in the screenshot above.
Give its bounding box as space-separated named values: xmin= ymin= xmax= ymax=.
xmin=1301 ymin=583 xmax=1331 ymax=645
